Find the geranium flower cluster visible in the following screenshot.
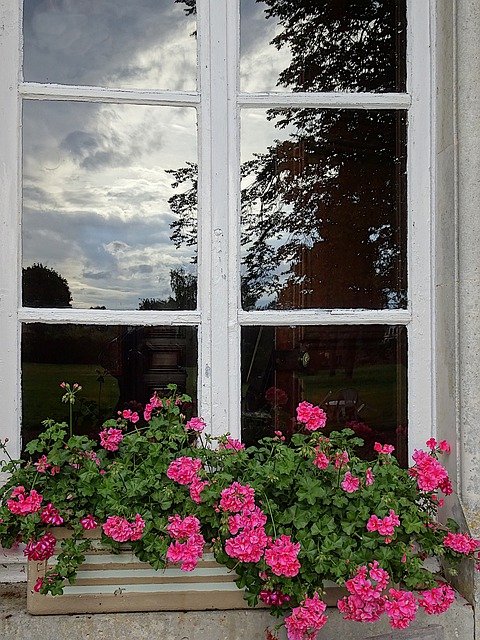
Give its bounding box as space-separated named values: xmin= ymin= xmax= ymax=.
xmin=259 ymin=588 xmax=291 ymax=606
xmin=296 ymin=401 xmax=327 ymax=431
xmin=166 ymin=514 xmax=205 ymax=571
xmin=7 ymin=486 xmax=43 ymax=515
xmin=373 ymin=442 xmax=395 ymax=454
xmin=220 ymin=483 xmax=301 ymax=576
xmin=410 ymin=448 xmax=449 ymax=492
xmin=24 ymin=532 xmax=57 ymax=561
xmin=366 ymin=509 xmax=400 ymax=544
xmin=80 ymin=514 xmax=98 ymax=530
xmin=119 ymin=409 xmax=139 ymax=423
xmin=102 ymin=514 xmax=145 ymax=542
xmin=40 ymin=502 xmax=64 ymax=526
xmin=167 ymin=456 xmax=209 ymax=504
xmin=339 ymin=563 xmax=457 ymax=630
xmin=99 ymin=427 xmax=123 ymax=452
xmin=219 ymin=436 xmax=245 ymax=451
xmin=443 ymin=531 xmax=480 ymax=554
xmin=185 ymin=417 xmax=206 ymax=432
xmin=284 ymin=592 xmax=328 ymax=640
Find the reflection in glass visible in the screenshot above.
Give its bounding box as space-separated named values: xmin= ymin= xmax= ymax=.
xmin=23 ymin=0 xmax=197 ymax=91
xmin=22 ymin=101 xmax=197 ymax=310
xmin=241 ymin=109 xmax=407 ymax=310
xmin=241 ymin=325 xmax=407 ymax=466
xmin=21 ymin=323 xmax=198 ymax=447
xmin=240 ymin=0 xmax=406 ymax=93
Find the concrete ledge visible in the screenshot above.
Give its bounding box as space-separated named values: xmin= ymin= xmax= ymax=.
xmin=0 ymin=583 xmax=474 ymax=640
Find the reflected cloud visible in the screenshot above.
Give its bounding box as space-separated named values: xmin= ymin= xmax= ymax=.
xmin=24 ymin=0 xmax=197 ymax=90
xmin=23 ymin=101 xmax=197 ymax=309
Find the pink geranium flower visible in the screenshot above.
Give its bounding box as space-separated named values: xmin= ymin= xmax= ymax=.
xmin=374 ymin=442 xmax=395 ymax=454
xmin=341 ymin=472 xmax=360 ymax=493
xmin=24 ymin=532 xmax=56 ymax=561
xmin=99 ymin=427 xmax=123 ymax=451
xmin=443 ymin=531 xmax=479 ymax=554
xmin=40 ymin=503 xmax=64 ymax=526
xmin=167 ymin=457 xmax=202 ymax=485
xmin=102 ymin=514 xmax=145 ymax=542
xmin=264 ymin=535 xmax=301 ymax=577
xmin=296 ymin=401 xmax=327 ymax=431
xmin=80 ymin=515 xmax=98 ymax=530
xmin=219 ymin=482 xmax=256 ymax=513
xmin=7 ymin=486 xmax=43 ymax=515
xmin=285 ymin=592 xmax=328 ymax=640
xmin=185 ymin=417 xmax=206 ymax=433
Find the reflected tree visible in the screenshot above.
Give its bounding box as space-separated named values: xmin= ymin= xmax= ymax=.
xmin=170 ymin=0 xmax=407 ymax=311
xmin=22 ymin=263 xmax=72 ymax=308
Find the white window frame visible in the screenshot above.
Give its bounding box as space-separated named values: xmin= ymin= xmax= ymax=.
xmin=0 ymin=0 xmax=433 ymax=480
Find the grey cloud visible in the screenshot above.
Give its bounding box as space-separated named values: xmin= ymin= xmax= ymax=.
xmin=23 ymin=0 xmax=197 ymax=91
xmin=83 ymin=270 xmax=111 ymax=280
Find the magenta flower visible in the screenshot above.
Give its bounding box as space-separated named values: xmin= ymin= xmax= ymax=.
xmin=220 ymin=437 xmax=245 ymax=451
xmin=365 ymin=467 xmax=374 ymax=486
xmin=418 ymin=583 xmax=455 ymax=614
xmin=313 ymin=449 xmax=329 ymax=470
xmin=24 ymin=532 xmax=56 ymax=561
xmin=80 ymin=515 xmax=98 ymax=530
xmin=296 ymin=401 xmax=327 ymax=431
xmin=167 ymin=514 xmax=201 ymax=540
xmin=103 ymin=514 xmax=145 ymax=542
xmin=384 ymin=589 xmax=418 ymax=629
xmin=374 ymin=442 xmax=395 ymax=454
xmin=40 ymin=503 xmax=64 ymax=526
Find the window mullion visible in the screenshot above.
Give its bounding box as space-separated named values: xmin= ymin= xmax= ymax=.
xmin=0 ymin=0 xmax=22 ymax=469
xmin=406 ymin=0 xmax=434 ymax=456
xmin=198 ymin=0 xmax=240 ymax=436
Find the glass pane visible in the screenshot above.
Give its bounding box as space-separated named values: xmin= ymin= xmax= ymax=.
xmin=21 ymin=324 xmax=198 ymax=448
xmin=240 ymin=0 xmax=406 ymax=93
xmin=241 ymin=109 xmax=407 ymax=310
xmin=23 ymin=0 xmax=197 ymax=91
xmin=241 ymin=325 xmax=407 ymax=466
xmin=22 ymin=101 xmax=197 ymax=310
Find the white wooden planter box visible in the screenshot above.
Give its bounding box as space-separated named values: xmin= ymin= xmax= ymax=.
xmin=27 ymin=529 xmax=251 ymax=615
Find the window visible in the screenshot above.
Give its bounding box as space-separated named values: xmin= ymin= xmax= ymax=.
xmin=0 ymin=0 xmax=432 ymax=476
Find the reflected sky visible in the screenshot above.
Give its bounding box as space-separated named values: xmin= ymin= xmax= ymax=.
xmin=240 ymin=108 xmax=407 ymax=310
xmin=22 ymin=101 xmax=197 ymax=309
xmin=23 ymin=0 xmax=197 ymax=90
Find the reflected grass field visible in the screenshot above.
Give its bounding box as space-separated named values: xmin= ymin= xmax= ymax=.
xmin=22 ymin=363 xmax=120 ymax=436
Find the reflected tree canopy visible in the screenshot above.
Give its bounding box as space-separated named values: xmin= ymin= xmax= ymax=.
xmin=170 ymin=0 xmax=407 ymax=310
